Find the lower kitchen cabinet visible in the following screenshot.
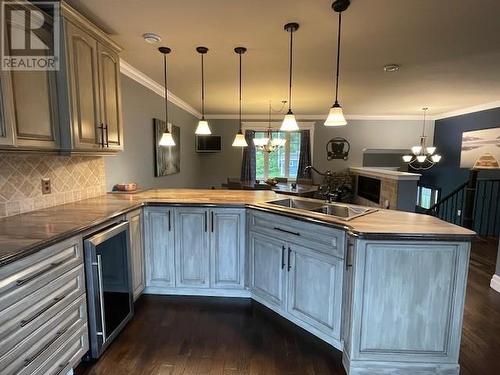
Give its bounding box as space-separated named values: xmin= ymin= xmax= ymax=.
xmin=144 ymin=207 xmax=175 ymax=288
xmin=0 ymin=236 xmax=88 ymax=375
xmin=249 ymin=231 xmax=287 ymax=308
xmin=127 ymin=209 xmax=145 ymax=300
xmin=175 ymin=207 xmax=210 ymax=288
xmin=210 ymin=208 xmax=245 ymax=289
xmin=249 ymin=219 xmax=345 ymax=347
xmin=287 ymin=244 xmax=343 ymax=340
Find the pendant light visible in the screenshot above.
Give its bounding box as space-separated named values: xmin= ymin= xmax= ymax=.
xmin=232 ymin=47 xmax=248 ymax=147
xmin=158 ymin=47 xmax=175 ymax=146
xmin=402 ymin=108 xmax=441 ymax=170
xmin=195 ymin=46 xmax=212 ymax=135
xmin=280 ymin=22 xmax=300 ymax=132
xmin=324 ymin=0 xmax=350 ymax=126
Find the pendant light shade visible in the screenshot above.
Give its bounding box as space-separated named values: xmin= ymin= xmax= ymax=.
xmin=232 ymin=47 xmax=248 ymax=147
xmin=158 ymin=46 xmax=175 ymax=147
xmin=232 ymin=131 xmax=248 ymax=147
xmin=324 ymin=102 xmax=347 ymax=126
xmin=281 ymin=109 xmax=299 ymax=131
xmin=195 ymin=46 xmax=212 ymax=135
xmin=195 ymin=119 xmax=211 ymax=135
xmin=159 ymin=132 xmax=176 ymax=146
xmin=280 ymin=22 xmax=300 ymax=132
xmin=324 ymin=0 xmax=350 ymax=127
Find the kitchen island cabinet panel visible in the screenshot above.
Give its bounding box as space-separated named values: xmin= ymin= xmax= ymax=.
xmin=287 ymin=244 xmax=343 ymax=340
xmin=144 ymin=208 xmax=175 ymax=288
xmin=127 ymin=209 xmax=145 ymax=300
xmin=175 ymin=208 xmax=210 ymax=288
xmin=210 ymin=208 xmax=245 ymax=289
xmin=343 ymin=239 xmax=470 ymax=375
xmin=249 ymin=231 xmax=287 ymax=309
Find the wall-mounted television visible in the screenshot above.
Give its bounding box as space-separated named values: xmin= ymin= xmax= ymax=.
xmin=196 ymin=135 xmax=222 ymax=153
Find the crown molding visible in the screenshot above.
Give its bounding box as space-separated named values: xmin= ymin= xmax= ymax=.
xmin=432 ymin=101 xmax=500 ymax=120
xmin=119 ymin=60 xmax=201 ymax=118
xmin=206 ymin=114 xmax=425 ymax=121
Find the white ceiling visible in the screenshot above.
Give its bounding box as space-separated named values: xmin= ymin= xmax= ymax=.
xmin=66 ymin=0 xmax=500 ymax=117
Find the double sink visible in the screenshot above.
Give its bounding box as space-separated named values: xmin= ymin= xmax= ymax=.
xmin=267 ymin=198 xmax=377 ymax=221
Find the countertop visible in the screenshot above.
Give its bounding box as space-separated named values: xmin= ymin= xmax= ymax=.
xmin=0 ymin=189 xmax=475 ymax=266
xmin=349 ymin=167 xmax=422 ymax=181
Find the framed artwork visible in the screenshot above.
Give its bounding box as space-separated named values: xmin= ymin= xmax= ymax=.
xmin=460 ymin=127 xmax=500 ymax=169
xmin=153 ymin=118 xmax=180 ymax=176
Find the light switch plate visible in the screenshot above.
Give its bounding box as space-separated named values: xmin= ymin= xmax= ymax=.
xmin=41 ymin=178 xmax=51 ymax=194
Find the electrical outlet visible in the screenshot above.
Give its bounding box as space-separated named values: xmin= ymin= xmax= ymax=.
xmin=41 ymin=178 xmax=51 ymax=194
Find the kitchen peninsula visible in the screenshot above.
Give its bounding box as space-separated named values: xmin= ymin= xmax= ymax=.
xmin=0 ymin=189 xmax=473 ymax=375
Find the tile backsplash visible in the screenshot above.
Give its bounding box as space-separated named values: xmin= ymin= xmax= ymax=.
xmin=0 ymin=154 xmax=106 ymax=218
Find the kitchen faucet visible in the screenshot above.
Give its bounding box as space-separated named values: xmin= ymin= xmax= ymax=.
xmin=304 ymin=166 xmax=336 ymax=203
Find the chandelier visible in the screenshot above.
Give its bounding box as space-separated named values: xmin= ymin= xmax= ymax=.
xmin=254 ymin=101 xmax=287 ymax=153
xmin=402 ymin=107 xmax=441 ymax=170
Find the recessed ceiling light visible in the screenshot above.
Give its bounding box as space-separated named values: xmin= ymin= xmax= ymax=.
xmin=142 ymin=33 xmax=161 ymax=44
xmin=384 ymin=64 xmax=401 ymax=72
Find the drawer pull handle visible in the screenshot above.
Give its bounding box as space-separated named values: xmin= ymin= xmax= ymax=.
xmin=273 ymin=227 xmax=300 ymax=236
xmin=19 ymin=295 xmax=65 ymax=327
xmin=346 ymin=243 xmax=353 ymax=269
xmin=281 ymin=245 xmax=285 ymax=269
xmin=16 ymin=261 xmax=64 ymax=286
xmin=287 ymin=247 xmax=292 ymax=272
xmin=23 ymin=327 xmax=68 ymax=367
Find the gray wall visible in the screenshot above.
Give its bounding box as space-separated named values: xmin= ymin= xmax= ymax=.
xmin=198 ymin=119 xmax=245 ymax=188
xmin=312 ymin=119 xmax=433 ymax=176
xmin=105 ymin=75 xmax=202 ymax=191
xmin=198 ymin=118 xmax=433 ymax=187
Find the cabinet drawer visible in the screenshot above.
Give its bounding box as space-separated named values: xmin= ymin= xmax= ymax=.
xmin=0 ymin=265 xmax=85 ymax=353
xmin=0 ymin=294 xmax=87 ymax=375
xmin=0 ymin=236 xmax=83 ymax=310
xmin=248 ymin=210 xmax=345 ymax=259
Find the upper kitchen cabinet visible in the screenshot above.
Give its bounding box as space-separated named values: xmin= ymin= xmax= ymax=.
xmin=0 ymin=1 xmax=123 ymax=154
xmin=58 ymin=2 xmax=124 ymax=153
xmin=0 ymin=2 xmax=60 ymax=151
xmin=0 ymin=72 xmax=15 ymax=147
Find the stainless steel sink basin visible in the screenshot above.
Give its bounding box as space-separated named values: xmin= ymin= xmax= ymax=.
xmin=267 ymin=198 xmax=325 ymax=211
xmin=267 ymin=198 xmax=377 ymax=221
xmin=311 ymin=204 xmax=376 ymax=220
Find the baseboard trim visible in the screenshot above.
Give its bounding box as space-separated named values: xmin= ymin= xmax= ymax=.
xmin=143 ymin=286 xmax=251 ymax=298
xmin=490 ymin=274 xmax=500 ymax=293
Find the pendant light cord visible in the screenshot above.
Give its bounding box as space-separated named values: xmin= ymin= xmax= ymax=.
xmin=421 ymin=108 xmax=427 ymax=137
xmin=288 ymin=28 xmax=294 ymax=111
xmin=163 ymin=54 xmax=169 ymax=129
xmin=239 ymin=52 xmax=242 ymax=132
xmin=334 ymin=12 xmax=342 ymax=104
xmin=201 ymin=53 xmax=205 ymax=118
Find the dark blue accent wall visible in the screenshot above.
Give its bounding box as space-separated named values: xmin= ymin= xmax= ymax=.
xmin=420 ymin=107 xmax=500 ymax=195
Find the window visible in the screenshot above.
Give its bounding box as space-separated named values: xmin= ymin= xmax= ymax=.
xmin=255 ymin=131 xmax=301 ymax=180
xmin=416 ymin=184 xmax=440 ymax=209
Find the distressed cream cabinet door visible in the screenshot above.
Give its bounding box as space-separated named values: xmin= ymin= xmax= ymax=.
xmin=249 ymin=231 xmax=287 ymax=309
xmin=1 ymin=6 xmax=59 ymax=150
xmin=127 ymin=209 xmax=144 ymax=300
xmin=144 ymin=207 xmax=175 ymax=288
xmin=97 ymin=43 xmax=123 ymax=150
xmin=287 ymin=244 xmax=343 ymax=340
xmin=0 ymin=72 xmax=15 ymax=147
xmin=64 ymin=21 xmax=102 ymax=150
xmin=175 ymin=208 xmax=210 ymax=288
xmin=209 ymin=208 xmax=245 ymax=289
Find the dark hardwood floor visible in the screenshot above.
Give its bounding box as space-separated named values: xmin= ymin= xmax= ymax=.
xmin=76 ymin=238 xmax=500 ymax=375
